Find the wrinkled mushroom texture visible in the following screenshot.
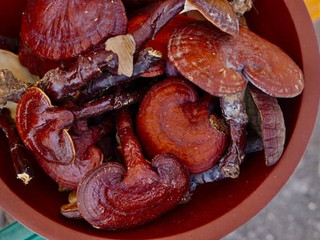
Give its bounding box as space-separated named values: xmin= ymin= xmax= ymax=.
xmin=20 ymin=0 xmax=127 ymax=60
xmin=136 ymin=78 xmax=229 ymax=173
xmin=246 ymin=85 xmax=286 ymax=166
xmin=16 ymin=87 xmax=75 ymax=164
xmin=77 ymin=109 xmax=189 ymax=230
xmin=168 ymin=22 xmax=304 ymax=98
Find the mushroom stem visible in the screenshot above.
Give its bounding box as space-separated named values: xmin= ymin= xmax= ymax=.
xmin=219 ymin=88 xmax=248 ymax=178
xmin=74 ymin=87 xmax=145 ymax=120
xmin=116 ymin=109 xmax=149 ymax=169
xmin=37 ymin=49 xmax=118 ymax=101
xmin=0 ymin=108 xmax=34 ymax=184
xmin=76 ymin=108 xmax=189 ymax=230
xmin=80 ymin=48 xmax=162 ymax=101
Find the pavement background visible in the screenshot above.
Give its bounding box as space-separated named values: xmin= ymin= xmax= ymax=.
xmin=0 ymin=3 xmax=320 ymax=240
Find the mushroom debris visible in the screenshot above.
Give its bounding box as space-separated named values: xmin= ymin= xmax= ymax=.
xmin=0 ymin=0 xmax=304 ymax=230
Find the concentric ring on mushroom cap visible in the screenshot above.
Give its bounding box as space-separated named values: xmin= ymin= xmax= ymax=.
xmin=21 ymin=0 xmax=127 ymax=60
xmin=168 ymin=22 xmax=304 ymax=98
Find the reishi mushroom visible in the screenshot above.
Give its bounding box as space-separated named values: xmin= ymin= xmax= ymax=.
xmin=37 ymin=120 xmax=108 ymax=190
xmin=168 ymin=21 xmax=304 ymax=98
xmin=19 ymin=0 xmax=127 ymax=76
xmin=246 ymin=84 xmax=286 ymax=166
xmin=136 ymin=78 xmax=229 ymax=174
xmin=16 ymin=87 xmax=75 ymax=164
xmin=77 ymin=109 xmax=189 ymax=230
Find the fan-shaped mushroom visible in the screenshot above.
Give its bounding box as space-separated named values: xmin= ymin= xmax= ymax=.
xmin=77 ymin=109 xmax=189 ymax=230
xmin=19 ymin=0 xmax=127 ymax=76
xmin=16 ymin=87 xmax=75 ymax=164
xmin=136 ymin=78 xmax=229 ymax=173
xmin=168 ymin=21 xmax=304 ymax=98
xmin=246 ymin=84 xmax=286 ymax=166
xmin=37 ymin=121 xmax=107 ymax=190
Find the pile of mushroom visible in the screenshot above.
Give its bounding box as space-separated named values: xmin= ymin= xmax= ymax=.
xmin=0 ymin=0 xmax=304 ymax=230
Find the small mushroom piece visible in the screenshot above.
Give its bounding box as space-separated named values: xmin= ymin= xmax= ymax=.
xmin=136 ymin=78 xmax=229 ymax=174
xmin=218 ymin=89 xmax=248 ymax=178
xmin=77 ymin=109 xmax=189 ymax=230
xmin=0 ymin=108 xmax=34 ymax=184
xmin=16 ymin=87 xmax=75 ymax=164
xmin=19 ymin=0 xmax=127 ymax=76
xmin=168 ymin=22 xmax=304 ymax=98
xmin=61 ymin=191 xmax=82 ymax=219
xmin=182 ymin=0 xmax=239 ymax=36
xmin=246 ymin=84 xmax=286 ymax=166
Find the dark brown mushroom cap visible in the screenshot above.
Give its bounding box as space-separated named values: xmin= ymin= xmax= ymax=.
xmin=246 ymin=85 xmax=286 ymax=166
xmin=136 ymin=78 xmax=229 ymax=173
xmin=186 ymin=0 xmax=239 ymax=36
xmin=20 ymin=0 xmax=127 ymax=60
xmin=168 ymin=22 xmax=304 ymax=98
xmin=16 ymin=87 xmax=75 ymax=164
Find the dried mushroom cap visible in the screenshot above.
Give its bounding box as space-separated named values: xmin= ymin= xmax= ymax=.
xmin=183 ymin=0 xmax=239 ymax=36
xmin=20 ymin=0 xmax=127 ymax=60
xmin=16 ymin=87 xmax=75 ymax=164
xmin=168 ymin=22 xmax=304 ymax=98
xmin=168 ymin=22 xmax=246 ymax=96
xmin=136 ymin=78 xmax=229 ymax=173
xmin=246 ymin=85 xmax=286 ymax=166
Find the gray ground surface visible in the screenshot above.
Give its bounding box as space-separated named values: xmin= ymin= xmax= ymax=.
xmin=0 ymin=19 xmax=320 ymax=240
